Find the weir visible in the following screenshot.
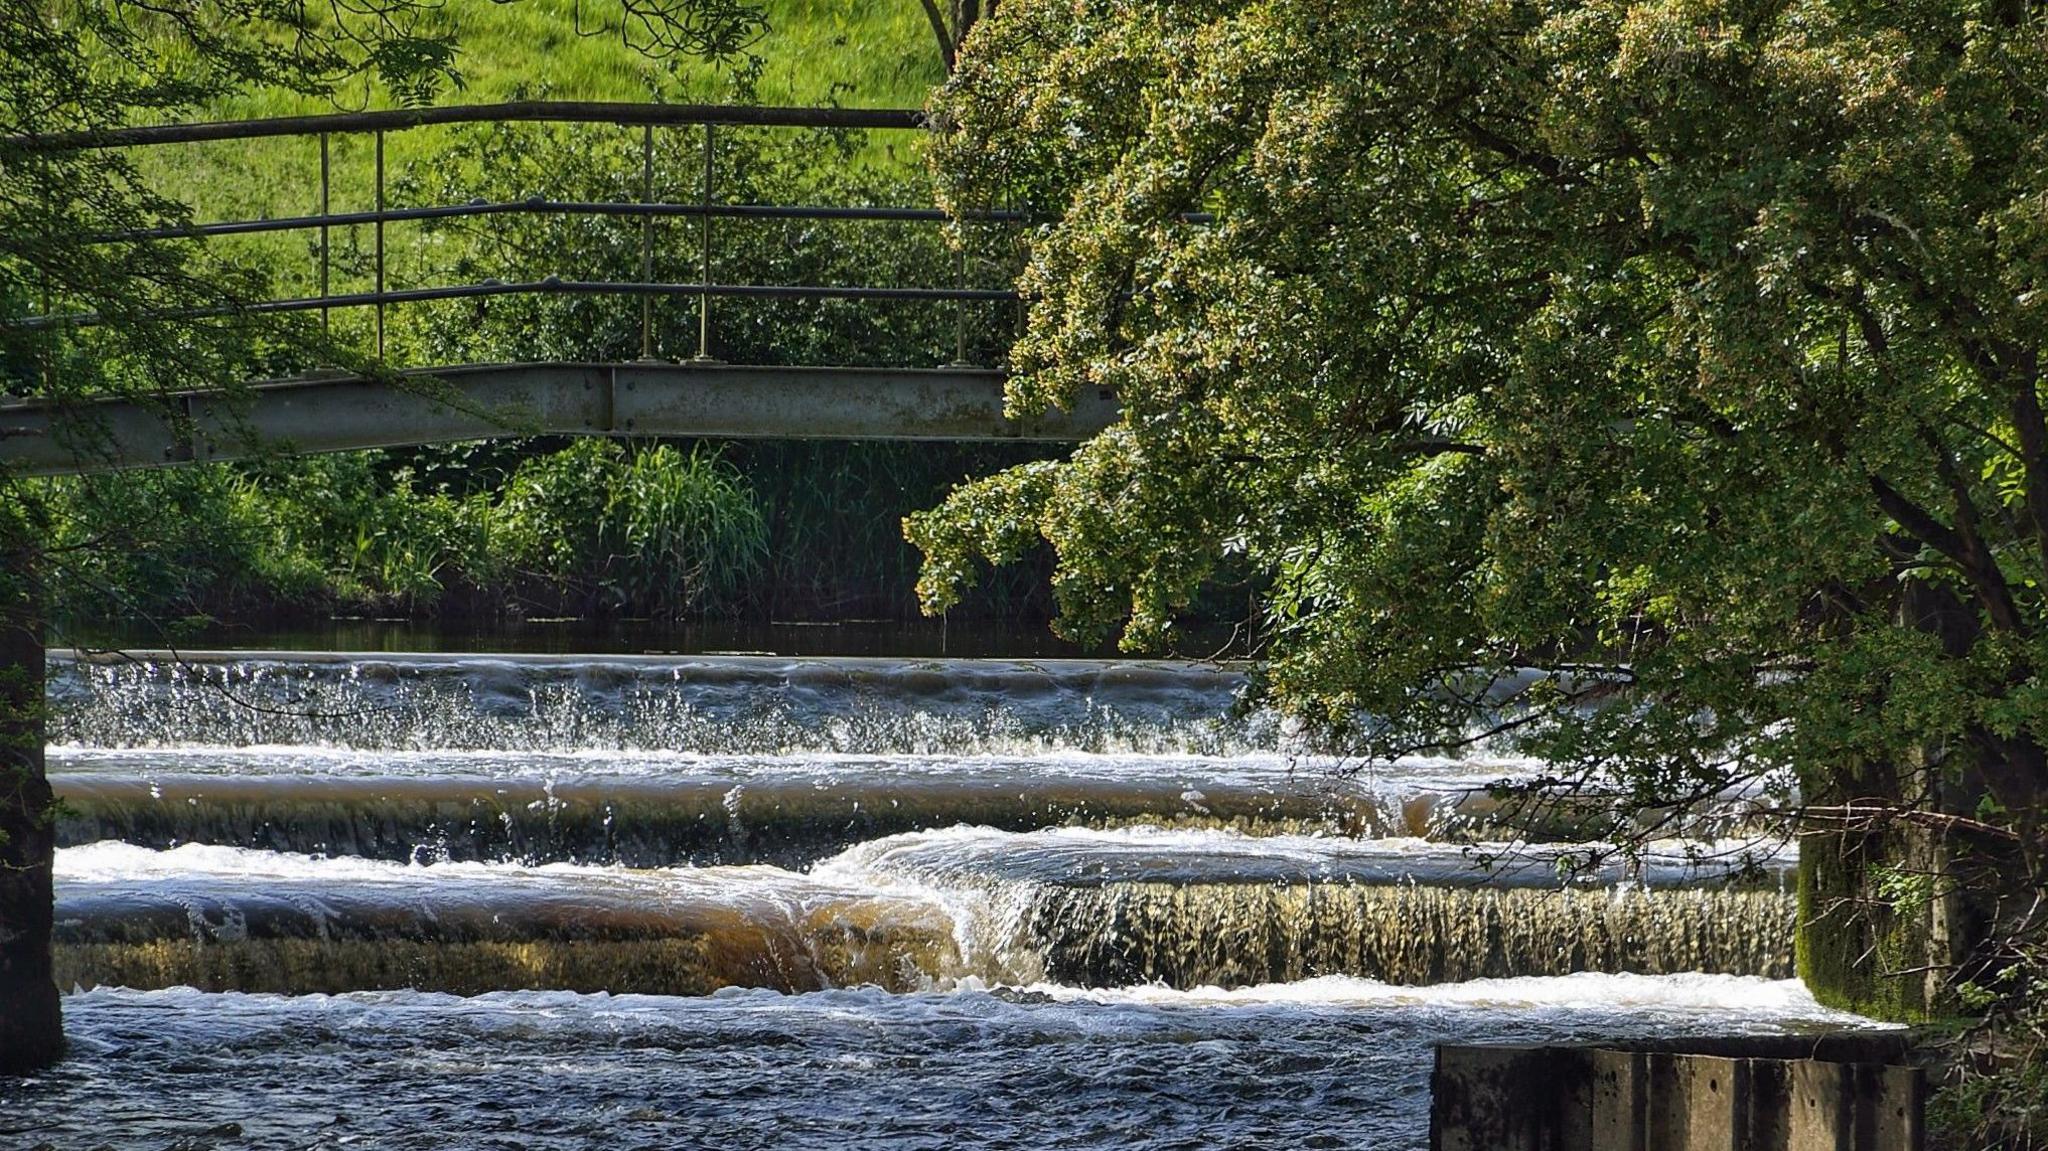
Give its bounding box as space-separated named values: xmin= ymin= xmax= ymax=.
xmin=1015 ymin=885 xmax=1794 ymax=988
xmin=18 ymin=645 xmax=1878 ymax=1148
xmin=50 ymin=772 xmax=1410 ymax=867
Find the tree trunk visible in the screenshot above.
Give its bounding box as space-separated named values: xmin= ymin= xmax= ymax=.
xmin=1797 ymin=786 xmax=1971 ymax=1021
xmin=1797 ymin=577 xmax=2007 ymax=1021
xmin=0 ymin=540 xmax=61 ymax=1074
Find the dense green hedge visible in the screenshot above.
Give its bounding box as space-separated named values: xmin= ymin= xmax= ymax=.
xmin=40 ymin=436 xmax=1064 ymax=632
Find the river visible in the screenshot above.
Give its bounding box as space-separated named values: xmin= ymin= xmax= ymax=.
xmin=2 ymin=649 xmax=1876 ymax=1149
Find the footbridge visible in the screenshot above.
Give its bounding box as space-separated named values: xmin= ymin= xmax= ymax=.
xmin=0 ymin=103 xmax=1115 ymax=477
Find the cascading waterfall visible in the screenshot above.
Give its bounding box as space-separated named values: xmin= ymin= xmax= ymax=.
xmin=50 ymin=832 xmax=1796 ymax=996
xmin=21 ymin=650 xmax=1868 ymax=1151
xmin=46 ymin=652 xmax=1268 ymax=755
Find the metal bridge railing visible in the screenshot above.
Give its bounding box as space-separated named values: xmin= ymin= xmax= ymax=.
xmin=11 ymin=102 xmax=1019 ymax=367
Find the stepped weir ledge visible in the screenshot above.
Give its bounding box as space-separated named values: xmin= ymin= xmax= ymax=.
xmin=5 ymin=646 xmax=1899 ymax=1148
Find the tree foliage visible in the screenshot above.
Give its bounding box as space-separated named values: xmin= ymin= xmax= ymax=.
xmin=912 ymin=2 xmax=2048 ymax=1126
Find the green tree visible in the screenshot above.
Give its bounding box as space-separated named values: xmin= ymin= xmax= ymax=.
xmin=909 ymin=2 xmax=2047 ymax=1137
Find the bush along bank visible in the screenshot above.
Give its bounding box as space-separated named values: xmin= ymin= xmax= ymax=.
xmin=38 ymin=437 xmax=1069 ymax=633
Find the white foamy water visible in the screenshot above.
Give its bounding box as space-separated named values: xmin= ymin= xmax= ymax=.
xmin=47 ymin=652 xmax=1276 ymax=756
xmin=53 ymin=831 xmax=1788 ymax=911
xmin=816 ymin=824 xmax=1794 ymax=890
xmin=44 ymin=744 xmax=1528 ymax=788
xmin=53 ymin=842 xmax=942 ymax=947
xmin=1026 ymin=970 xmax=1867 ymax=1016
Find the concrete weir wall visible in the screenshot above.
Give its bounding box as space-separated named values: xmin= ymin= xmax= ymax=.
xmin=1431 ymin=1035 xmax=1922 ymax=1151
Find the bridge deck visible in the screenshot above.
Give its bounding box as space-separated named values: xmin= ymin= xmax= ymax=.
xmin=0 ymin=363 xmax=1115 ymax=476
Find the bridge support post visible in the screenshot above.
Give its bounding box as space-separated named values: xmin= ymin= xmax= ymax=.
xmin=0 ymin=533 xmax=61 ymax=1074
xmin=640 ymin=123 xmax=656 ymax=361
xmin=694 ymin=123 xmax=717 ymax=363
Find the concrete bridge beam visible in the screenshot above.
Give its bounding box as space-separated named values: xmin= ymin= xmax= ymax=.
xmin=0 ymin=362 xmax=1117 ymax=476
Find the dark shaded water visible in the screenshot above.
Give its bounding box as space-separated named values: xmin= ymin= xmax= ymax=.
xmin=8 ymin=978 xmax=1864 ymax=1151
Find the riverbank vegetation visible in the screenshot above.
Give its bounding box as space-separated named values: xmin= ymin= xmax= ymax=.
xmin=9 ymin=0 xmax=1051 ymax=634
xmin=41 ymin=437 xmax=1062 ymax=634
xmin=909 ymin=1 xmax=2048 ymax=1143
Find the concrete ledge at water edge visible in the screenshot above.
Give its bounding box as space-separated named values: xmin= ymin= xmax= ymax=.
xmin=1430 ymin=1033 xmax=1923 ymax=1151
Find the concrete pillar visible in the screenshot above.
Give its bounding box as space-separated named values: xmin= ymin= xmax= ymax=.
xmin=1861 ymin=1065 xmax=1925 ymax=1151
xmin=0 ymin=538 xmax=61 ymax=1074
xmin=1787 ymin=1060 xmax=1853 ymax=1150
xmin=1649 ymin=1054 xmax=1749 ymax=1151
xmin=1441 ymin=1040 xmax=1916 ymax=1146
xmin=1429 ymin=1044 xmax=1590 ymax=1151
xmin=1748 ymin=1058 xmax=1792 ymax=1150
xmin=1589 ymin=1049 xmax=1647 ymax=1151
xmin=1432 ymin=1044 xmax=1924 ymax=1151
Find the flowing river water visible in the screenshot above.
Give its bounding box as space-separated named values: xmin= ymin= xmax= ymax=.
xmin=4 ymin=651 xmax=1877 ymax=1149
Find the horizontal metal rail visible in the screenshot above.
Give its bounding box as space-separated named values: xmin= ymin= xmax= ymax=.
xmin=0 ymin=363 xmax=1118 ymax=475
xmin=97 ymin=200 xmax=1028 ymax=242
xmin=6 ymin=102 xmax=924 ymax=152
xmin=12 ymin=280 xmax=1021 ymax=332
xmin=94 ymin=200 xmax=1207 ymax=245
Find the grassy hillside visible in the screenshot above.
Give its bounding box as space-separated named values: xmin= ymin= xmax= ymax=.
xmin=187 ymin=0 xmax=941 ymax=117
xmin=116 ymin=0 xmax=949 ymax=352
xmin=137 ymin=1 xmax=943 ymax=225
